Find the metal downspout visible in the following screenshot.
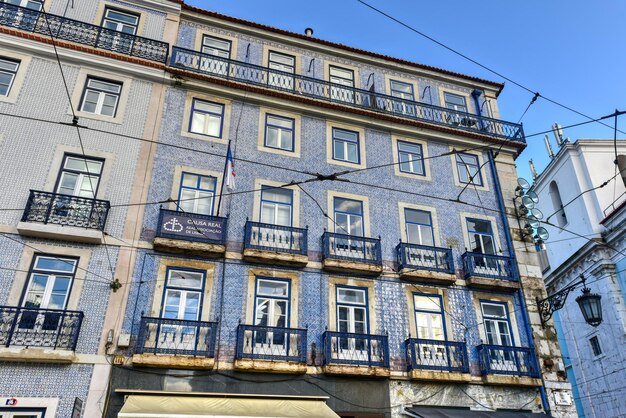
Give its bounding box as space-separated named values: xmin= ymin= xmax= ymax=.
xmin=487 ymin=150 xmax=550 ymax=414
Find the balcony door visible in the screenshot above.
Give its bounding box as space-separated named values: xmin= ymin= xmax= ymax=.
xmin=329 ymin=65 xmax=355 ymax=103
xmin=258 ymin=186 xmax=294 ymax=249
xmin=177 ymin=172 xmax=216 ymax=215
xmin=3 ymin=0 xmax=42 ymax=31
xmin=159 ymin=268 xmax=205 ymax=352
xmin=466 ymin=218 xmax=498 ymax=273
xmin=332 ymin=197 xmax=365 ymax=258
xmin=100 ymin=8 xmax=139 ymax=54
xmin=481 ymin=301 xmax=515 ymax=370
xmin=336 ymin=286 xmax=375 ymax=362
xmin=413 ymin=294 xmax=448 ymax=368
xmin=404 ymin=208 xmax=437 ymax=267
xmin=390 ymin=80 xmax=416 ymax=116
xmin=268 ymin=51 xmax=295 ymax=90
xmin=200 ymin=35 xmax=231 ymax=76
xmin=253 ymin=278 xmax=290 ymax=356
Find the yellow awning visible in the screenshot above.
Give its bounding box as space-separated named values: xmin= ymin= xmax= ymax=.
xmin=118 ymin=394 xmax=340 ymax=418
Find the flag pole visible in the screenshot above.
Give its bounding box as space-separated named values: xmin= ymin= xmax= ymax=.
xmin=216 ymin=140 xmax=231 ymax=217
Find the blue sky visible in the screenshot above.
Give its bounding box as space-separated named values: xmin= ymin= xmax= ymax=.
xmin=187 ymin=0 xmax=626 ymax=181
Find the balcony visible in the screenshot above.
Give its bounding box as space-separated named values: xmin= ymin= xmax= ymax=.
xmin=234 ymin=324 xmax=307 ymax=374
xmin=0 ymin=306 xmax=83 ymax=363
xmin=153 ymin=208 xmax=227 ymax=257
xmin=477 ymin=344 xmax=542 ymax=387
xmin=242 ymin=221 xmax=308 ymax=266
xmin=133 ymin=316 xmax=218 ymax=369
xmin=405 ymin=338 xmax=470 ymax=382
xmin=461 ymin=252 xmax=519 ymax=291
xmin=322 ymin=331 xmax=389 ymax=377
xmin=17 ymin=190 xmax=110 ymax=244
xmin=396 ymin=243 xmax=456 ymax=284
xmin=0 ymin=3 xmax=169 ymax=63
xmin=170 ymin=47 xmax=525 ymax=143
xmin=321 ymin=232 xmax=383 ymax=275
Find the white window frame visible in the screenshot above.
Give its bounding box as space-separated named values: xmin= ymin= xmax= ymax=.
xmin=79 ymin=77 xmax=122 ymax=117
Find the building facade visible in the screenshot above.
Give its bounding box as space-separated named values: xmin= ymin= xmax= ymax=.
xmin=532 ymin=139 xmax=626 ymax=418
xmin=0 ymin=0 xmax=575 ymax=417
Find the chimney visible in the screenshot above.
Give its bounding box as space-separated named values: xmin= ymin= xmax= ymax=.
xmin=304 ymin=28 xmax=314 ymax=37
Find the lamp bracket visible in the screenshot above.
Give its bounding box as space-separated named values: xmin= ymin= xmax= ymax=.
xmin=537 ymin=275 xmax=586 ymax=327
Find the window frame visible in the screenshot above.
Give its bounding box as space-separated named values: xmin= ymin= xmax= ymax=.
xmin=101 ymin=7 xmax=139 ymax=35
xmin=466 ymin=218 xmax=497 ymax=255
xmin=253 ymin=276 xmax=291 ymax=329
xmin=20 ymin=254 xmax=79 ymax=310
xmin=412 ymin=292 xmax=447 ymax=341
xmin=188 ymin=98 xmax=225 ymax=139
xmin=53 ymin=153 xmax=105 ymax=198
xmin=333 ymin=196 xmax=364 ymax=236
xmin=397 ymin=140 xmax=425 ymax=176
xmin=336 ymin=284 xmax=369 ymax=335
xmin=589 ymin=335 xmax=602 ymax=357
xmin=264 ymin=113 xmax=295 ymax=152
xmin=201 ymin=34 xmax=232 ymax=59
xmin=390 ymin=79 xmax=415 ymax=101
xmin=79 ymin=77 xmax=122 ymax=117
xmin=259 ymin=185 xmax=293 ymax=227
xmin=0 ymin=57 xmax=19 ymax=97
xmin=177 ymin=171 xmax=217 ymax=216
xmin=404 ymin=208 xmax=435 ymax=246
xmin=159 ymin=267 xmax=206 ymax=321
xmin=480 ymin=300 xmax=515 ymax=347
xmin=455 ymin=152 xmax=483 ymax=186
xmin=331 ymin=127 xmax=361 ymax=164
xmin=443 ymin=91 xmax=468 ymax=113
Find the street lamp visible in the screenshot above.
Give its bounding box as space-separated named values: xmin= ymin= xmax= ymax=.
xmin=537 ymin=274 xmax=602 ymax=327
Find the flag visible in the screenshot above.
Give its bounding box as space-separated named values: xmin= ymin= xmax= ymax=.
xmin=225 ymin=146 xmax=235 ymax=191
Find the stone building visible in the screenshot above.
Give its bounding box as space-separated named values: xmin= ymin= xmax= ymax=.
xmin=0 ymin=0 xmax=574 ymax=417
xmin=532 ymin=138 xmax=626 ymax=418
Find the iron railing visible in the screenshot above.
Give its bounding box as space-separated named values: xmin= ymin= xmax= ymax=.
xmin=397 ymin=243 xmax=454 ymax=274
xmin=322 ymin=331 xmax=389 ymax=368
xmin=156 ymin=208 xmax=228 ymax=244
xmin=170 ymin=47 xmax=525 ymax=143
xmin=235 ymin=324 xmax=307 ymax=363
xmin=477 ymin=344 xmax=540 ymax=378
xmin=22 ymin=190 xmax=110 ymax=231
xmin=244 ymin=220 xmax=307 ymax=255
xmin=322 ymin=232 xmax=382 ymax=264
xmin=0 ymin=306 xmax=83 ymax=350
xmin=405 ymin=338 xmax=468 ymax=373
xmin=0 ymin=3 xmax=169 ymax=63
xmin=462 ymin=252 xmax=518 ymax=281
xmin=135 ymin=316 xmax=218 ymax=357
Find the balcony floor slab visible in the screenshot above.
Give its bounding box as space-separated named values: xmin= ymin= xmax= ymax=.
xmin=399 ymin=269 xmax=456 ymax=285
xmin=481 ymin=374 xmax=542 ymax=387
xmin=242 ymin=248 xmax=308 ymax=266
xmin=0 ymin=346 xmax=76 ymax=363
xmin=465 ymin=276 xmax=520 ymax=292
xmin=132 ymin=353 xmax=215 ymax=370
xmin=153 ymin=237 xmax=226 ymax=257
xmin=322 ymin=259 xmax=383 ymax=275
xmin=233 ymin=358 xmax=307 ymax=374
xmin=408 ymin=369 xmax=471 ymax=383
xmin=17 ymin=221 xmax=103 ymax=244
xmin=322 ymin=364 xmax=390 ymax=377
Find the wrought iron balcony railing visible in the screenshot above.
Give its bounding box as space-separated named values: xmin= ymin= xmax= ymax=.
xmin=235 ymin=324 xmax=307 ymax=363
xmin=244 ymin=220 xmax=307 ymax=255
xmin=322 ymin=331 xmax=389 ymax=368
xmin=462 ymin=252 xmax=518 ymax=281
xmin=170 ymin=47 xmax=525 ymax=142
xmin=135 ymin=316 xmax=218 ymax=357
xmin=22 ymin=190 xmax=110 ymax=231
xmin=322 ymin=232 xmax=382 ymax=264
xmin=397 ymin=242 xmax=454 ymax=274
xmin=156 ymin=208 xmax=228 ymax=245
xmin=405 ymin=338 xmax=469 ymax=373
xmin=0 ymin=3 xmax=169 ymax=63
xmin=0 ymin=306 xmax=83 ymax=350
xmin=477 ymin=344 xmax=540 ymax=378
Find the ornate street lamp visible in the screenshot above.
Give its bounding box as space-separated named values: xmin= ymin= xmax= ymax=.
xmin=537 ymin=274 xmax=602 ymax=327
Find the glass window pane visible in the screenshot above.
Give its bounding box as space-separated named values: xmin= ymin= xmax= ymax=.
xmin=199 ymin=176 xmax=215 ymax=191
xmin=258 ymin=279 xmax=288 ymax=297
xmin=168 ymin=270 xmax=203 ymax=288
xmin=193 ymin=100 xmax=223 ymax=114
xmin=405 ymin=209 xmax=431 ymax=225
xmin=202 ymin=36 xmax=231 ymax=53
xmin=35 ymin=257 xmax=77 ymax=272
xmin=337 ymin=288 xmax=365 ymax=304
xmin=267 ymin=115 xmax=293 ymax=129
xmin=333 ymin=138 xmax=345 ymax=160
xmin=266 ymin=127 xmax=279 ymax=147
xmin=279 ymin=131 xmax=293 ymax=150
xmin=334 ymin=197 xmax=362 ymax=215
xmin=58 ymin=172 xmax=78 ymax=195
xmin=181 ymin=173 xmax=198 ymax=188
xmin=346 ymin=142 xmax=358 ymax=162
xmin=261 ymin=187 xmax=292 ymax=204
xmin=349 ymin=216 xmax=363 ymax=236
xmin=88 ymin=79 xmax=121 ymax=93
xmin=0 ymin=59 xmax=19 ymax=72
xmin=276 ymin=205 xmax=291 ymax=226
xmin=414 ymin=295 xmax=441 ymax=311
xmin=482 ymin=303 xmax=506 ymax=318
xmin=329 ymin=66 xmax=353 ymax=81
xmin=334 ymin=129 xmax=357 ymax=142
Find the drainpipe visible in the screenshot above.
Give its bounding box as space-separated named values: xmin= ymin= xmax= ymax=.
xmin=471 ymin=89 xmax=486 ymax=130
xmin=487 ymin=150 xmax=550 ymax=414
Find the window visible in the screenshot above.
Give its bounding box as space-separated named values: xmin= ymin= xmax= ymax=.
xmin=334 ymin=197 xmax=363 ymax=236
xmin=268 ymin=51 xmax=295 ymax=89
xmin=466 ymin=219 xmax=496 ymax=255
xmin=405 ymin=209 xmax=434 ymax=246
xmin=4 ymin=0 xmax=44 ymax=10
xmin=398 ymin=141 xmax=425 ymax=176
xmin=177 ymin=172 xmax=216 ymax=215
xmin=260 ymin=186 xmax=293 ymax=227
xmin=337 ymin=286 xmax=368 ymax=342
xmin=189 ymin=98 xmax=224 ymax=138
xmin=329 ymin=65 xmax=355 ymax=103
xmin=162 ymin=268 xmax=204 ymax=321
xmin=549 ymin=181 xmax=568 ymax=227
xmin=22 ymin=255 xmax=78 ymax=310
xmin=254 ymin=278 xmax=290 ymax=353
xmin=0 ymin=57 xmax=19 ymax=96
xmin=55 ymin=154 xmax=104 ymax=198
xmin=589 ymin=336 xmax=602 ymax=357
xmin=390 ymin=80 xmax=415 ymax=115
xmin=79 ymin=78 xmax=122 ymax=117
xmin=332 ymin=128 xmax=360 ymax=164
xmin=101 ymin=8 xmax=139 ymax=34
xmin=200 ymin=35 xmax=231 ymax=76
xmin=444 ymin=92 xmax=468 ymax=113
xmin=413 ymin=293 xmax=445 ymax=340
xmin=264 ymin=114 xmax=294 ymax=151
xmin=455 ymin=153 xmax=483 ymax=186
xmin=480 ymin=301 xmax=514 ymax=347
